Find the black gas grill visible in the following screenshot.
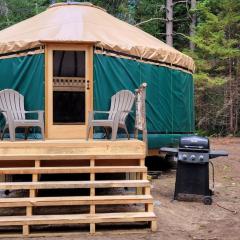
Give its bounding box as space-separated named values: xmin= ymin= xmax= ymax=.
xmin=160 ymin=136 xmax=228 ymax=205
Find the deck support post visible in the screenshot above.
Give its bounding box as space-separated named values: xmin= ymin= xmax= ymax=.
xmin=90 ymin=159 xmax=96 ymax=233
xmin=151 ymin=220 xmax=157 ymax=232
xmin=22 ymin=225 xmax=29 ymax=236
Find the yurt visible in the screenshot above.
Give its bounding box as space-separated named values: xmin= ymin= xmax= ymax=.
xmin=0 ymin=2 xmax=195 ymax=151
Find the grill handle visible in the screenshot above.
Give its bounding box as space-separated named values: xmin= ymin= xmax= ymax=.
xmin=209 ymin=150 xmax=228 ymax=159
xmin=160 ymin=147 xmax=178 ymax=156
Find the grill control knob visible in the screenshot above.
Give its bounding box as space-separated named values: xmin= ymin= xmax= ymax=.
xmin=199 ymin=155 xmax=204 ymax=162
xmin=190 ymin=155 xmax=196 ymax=161
xmin=182 ymin=154 xmax=187 ymax=160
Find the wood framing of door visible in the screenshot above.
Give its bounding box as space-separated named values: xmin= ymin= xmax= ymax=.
xmin=45 ymin=43 xmax=93 ymax=139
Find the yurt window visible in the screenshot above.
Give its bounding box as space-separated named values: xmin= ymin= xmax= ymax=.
xmin=52 ymin=50 xmax=86 ymax=125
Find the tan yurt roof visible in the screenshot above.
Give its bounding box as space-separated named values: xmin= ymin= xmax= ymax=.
xmin=0 ymin=2 xmax=195 ymax=72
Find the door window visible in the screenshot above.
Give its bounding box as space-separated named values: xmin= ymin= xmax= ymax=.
xmin=52 ymin=50 xmax=86 ymax=125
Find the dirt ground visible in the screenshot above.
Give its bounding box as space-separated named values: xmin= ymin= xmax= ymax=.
xmin=3 ymin=137 xmax=240 ymax=240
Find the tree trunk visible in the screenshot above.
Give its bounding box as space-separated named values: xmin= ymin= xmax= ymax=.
xmin=166 ymin=0 xmax=173 ymax=46
xmin=233 ymin=57 xmax=240 ymax=134
xmin=189 ymin=0 xmax=196 ymax=50
xmin=229 ymin=58 xmax=234 ymax=133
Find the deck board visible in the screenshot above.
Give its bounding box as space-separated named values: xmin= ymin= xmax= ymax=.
xmin=0 ymin=166 xmax=147 ymax=174
xmin=0 ymin=212 xmax=156 ymax=226
xmin=0 ymin=195 xmax=153 ymax=207
xmin=0 ymin=139 xmax=146 ymax=160
xmin=0 ymin=180 xmax=150 ymax=190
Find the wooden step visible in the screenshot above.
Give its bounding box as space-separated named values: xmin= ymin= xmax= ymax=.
xmin=0 ymin=166 xmax=147 ymax=175
xmin=0 ymin=195 xmax=153 ymax=207
xmin=0 ymin=212 xmax=156 ymax=226
xmin=0 ymin=180 xmax=150 ymax=190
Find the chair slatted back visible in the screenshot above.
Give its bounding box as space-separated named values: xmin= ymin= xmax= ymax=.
xmin=108 ymin=90 xmax=135 ymax=124
xmin=0 ymin=89 xmax=25 ymax=121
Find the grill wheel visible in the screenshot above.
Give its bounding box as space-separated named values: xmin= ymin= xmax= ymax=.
xmin=203 ymin=196 xmax=212 ymax=205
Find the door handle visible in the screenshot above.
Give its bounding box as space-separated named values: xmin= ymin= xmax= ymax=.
xmin=87 ymin=80 xmax=90 ymax=90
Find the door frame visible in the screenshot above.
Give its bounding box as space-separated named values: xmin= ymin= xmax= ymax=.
xmin=44 ymin=43 xmax=93 ymax=139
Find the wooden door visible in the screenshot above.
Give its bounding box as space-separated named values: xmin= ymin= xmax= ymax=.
xmin=45 ymin=44 xmax=93 ymax=139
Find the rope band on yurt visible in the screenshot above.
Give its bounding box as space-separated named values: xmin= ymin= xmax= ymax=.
xmin=0 ymin=46 xmax=44 ymax=59
xmin=94 ymin=47 xmax=193 ymax=74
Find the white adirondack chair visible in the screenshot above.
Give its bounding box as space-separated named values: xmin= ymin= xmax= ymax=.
xmin=86 ymin=90 xmax=135 ymax=140
xmin=0 ymin=89 xmax=44 ymax=141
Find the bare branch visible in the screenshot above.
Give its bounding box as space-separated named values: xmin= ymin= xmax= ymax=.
xmin=173 ymin=1 xmax=188 ymax=6
xmin=173 ymin=32 xmax=189 ymax=39
xmin=135 ymin=18 xmax=166 ymax=27
xmin=173 ymin=18 xmax=190 ymax=22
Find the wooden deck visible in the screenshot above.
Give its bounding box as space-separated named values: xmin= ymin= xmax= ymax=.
xmin=0 ymin=139 xmax=157 ymax=236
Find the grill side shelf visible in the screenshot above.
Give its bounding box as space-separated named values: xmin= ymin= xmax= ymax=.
xmin=209 ymin=150 xmax=228 ymax=159
xmin=159 ymin=147 xmax=178 ymax=155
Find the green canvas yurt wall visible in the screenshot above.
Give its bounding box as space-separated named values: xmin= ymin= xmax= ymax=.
xmin=0 ymin=53 xmax=44 ymax=135
xmin=0 ymin=53 xmax=44 ymax=111
xmin=93 ymin=54 xmax=194 ymax=149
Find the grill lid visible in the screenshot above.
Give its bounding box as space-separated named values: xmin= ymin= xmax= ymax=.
xmin=179 ymin=136 xmax=209 ymax=151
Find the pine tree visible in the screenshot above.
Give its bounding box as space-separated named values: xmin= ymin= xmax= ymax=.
xmin=0 ymin=0 xmax=49 ymax=30
xmin=189 ymin=0 xmax=240 ymax=135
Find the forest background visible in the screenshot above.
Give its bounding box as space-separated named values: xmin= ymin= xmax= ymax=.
xmin=0 ymin=0 xmax=239 ymax=136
